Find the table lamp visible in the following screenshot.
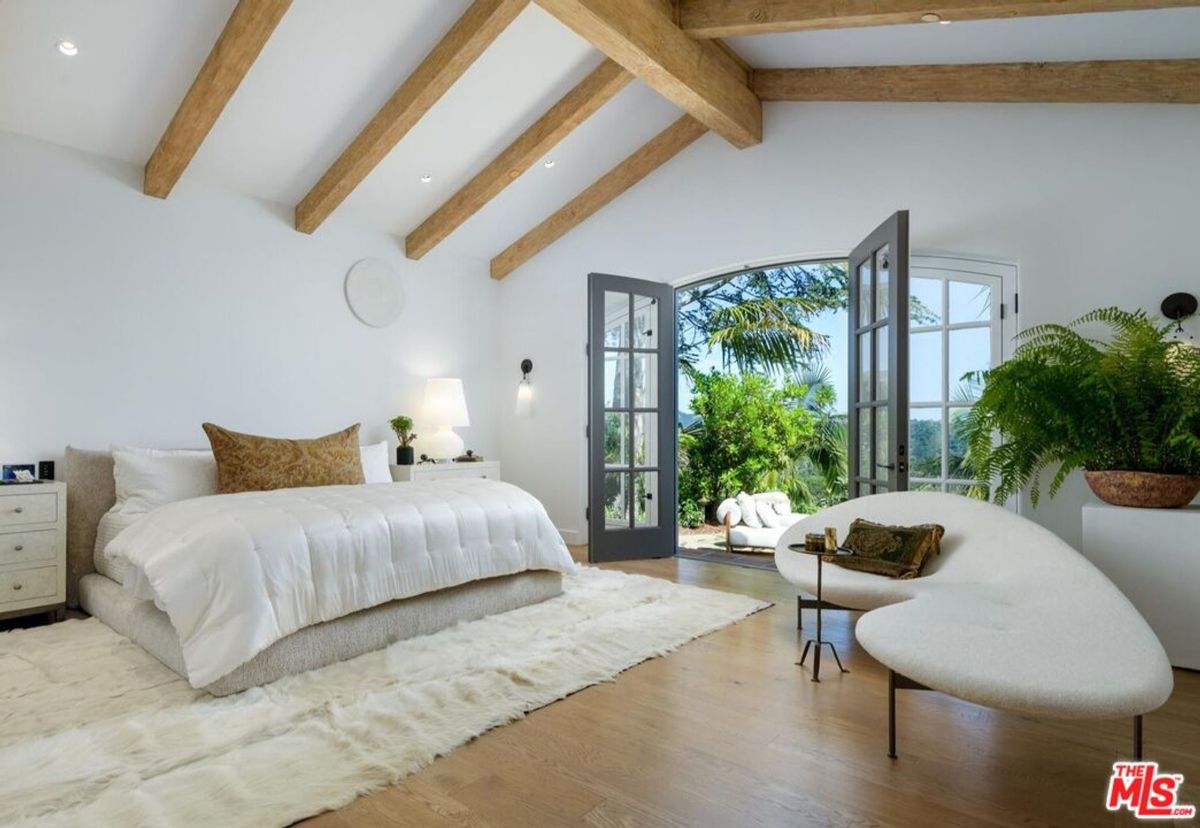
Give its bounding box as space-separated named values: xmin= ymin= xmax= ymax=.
xmin=422 ymin=378 xmax=470 ymax=460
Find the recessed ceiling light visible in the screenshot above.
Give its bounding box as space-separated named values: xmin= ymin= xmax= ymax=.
xmin=419 ymin=175 xmax=432 ymax=184
xmin=543 ymin=159 xmax=556 ymax=169
xmin=56 ymin=40 xmax=79 ymax=57
xmin=920 ymin=12 xmax=941 ymax=22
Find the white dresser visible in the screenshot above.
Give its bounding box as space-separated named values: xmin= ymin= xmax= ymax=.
xmin=1082 ymin=503 xmax=1200 ymax=669
xmin=390 ymin=461 xmax=500 ymax=483
xmin=0 ymin=482 xmax=67 ymax=621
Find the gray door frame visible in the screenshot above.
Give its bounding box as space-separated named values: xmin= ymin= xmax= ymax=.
xmin=587 ymin=272 xmax=678 ymax=562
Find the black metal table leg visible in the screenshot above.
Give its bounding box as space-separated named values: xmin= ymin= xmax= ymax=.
xmin=795 ymin=551 xmax=848 ymax=682
xmin=888 ymin=670 xmax=897 ymax=759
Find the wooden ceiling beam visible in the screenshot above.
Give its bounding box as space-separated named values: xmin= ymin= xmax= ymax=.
xmin=406 ymin=59 xmax=632 ymax=260
xmin=534 ymin=0 xmax=762 ymax=149
xmin=753 ymin=60 xmax=1200 ymax=103
xmin=144 ymin=0 xmax=292 ymax=198
xmin=678 ymin=0 xmax=1200 ymax=38
xmin=295 ymin=0 xmax=528 ymax=234
xmin=491 ymin=115 xmax=707 ymax=280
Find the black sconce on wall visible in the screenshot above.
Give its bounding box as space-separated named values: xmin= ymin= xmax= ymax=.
xmin=1162 ymin=292 xmax=1197 ymax=344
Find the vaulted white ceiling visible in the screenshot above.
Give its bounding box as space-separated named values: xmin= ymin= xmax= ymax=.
xmin=2 ymin=1 xmax=1198 ymax=263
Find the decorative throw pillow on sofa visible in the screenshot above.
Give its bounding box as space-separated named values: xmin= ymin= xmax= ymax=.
xmin=736 ymin=491 xmax=761 ymax=528
xmin=202 ymin=423 xmax=366 ymax=494
xmin=715 ymin=498 xmax=742 ymax=527
xmin=756 ymin=500 xmax=781 ymax=528
xmin=828 ymin=519 xmax=945 ymax=579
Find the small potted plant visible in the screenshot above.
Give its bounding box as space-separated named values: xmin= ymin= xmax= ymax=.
xmin=964 ymin=307 xmax=1200 ymax=509
xmin=389 ymin=415 xmax=418 ymax=466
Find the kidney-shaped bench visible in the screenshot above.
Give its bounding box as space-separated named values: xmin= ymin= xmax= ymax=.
xmin=774 ymin=491 xmax=1174 ymax=759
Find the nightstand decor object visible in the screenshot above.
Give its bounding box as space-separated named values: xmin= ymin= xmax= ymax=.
xmin=389 ymin=414 xmax=417 ymax=466
xmin=422 ymin=378 xmax=470 ymax=460
xmin=0 ymin=481 xmax=67 ymax=622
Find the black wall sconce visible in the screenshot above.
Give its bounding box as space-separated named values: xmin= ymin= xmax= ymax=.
xmin=516 ymin=358 xmax=534 ymax=417
xmin=1162 ymin=292 xmax=1197 ymax=344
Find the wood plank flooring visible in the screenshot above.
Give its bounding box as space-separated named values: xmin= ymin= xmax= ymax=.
xmin=301 ymin=550 xmax=1199 ymax=827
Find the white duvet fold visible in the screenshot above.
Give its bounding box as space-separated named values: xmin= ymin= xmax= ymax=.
xmin=105 ymin=479 xmax=576 ymax=688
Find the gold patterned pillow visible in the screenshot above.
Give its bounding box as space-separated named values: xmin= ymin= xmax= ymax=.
xmin=826 ymin=519 xmax=945 ymax=580
xmin=202 ymin=423 xmax=365 ymax=494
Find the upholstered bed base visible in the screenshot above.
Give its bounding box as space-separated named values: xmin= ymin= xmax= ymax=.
xmin=80 ymin=569 xmax=563 ymax=696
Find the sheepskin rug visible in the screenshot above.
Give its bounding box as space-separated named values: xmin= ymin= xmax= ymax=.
xmin=0 ymin=568 xmax=767 ymax=827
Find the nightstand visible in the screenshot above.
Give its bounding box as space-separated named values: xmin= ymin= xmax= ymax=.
xmin=390 ymin=461 xmax=501 ymax=483
xmin=0 ymin=482 xmax=67 ymax=623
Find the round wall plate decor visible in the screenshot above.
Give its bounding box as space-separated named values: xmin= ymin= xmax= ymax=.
xmin=345 ymin=258 xmax=403 ymax=328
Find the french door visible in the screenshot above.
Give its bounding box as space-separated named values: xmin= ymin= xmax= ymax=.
xmin=587 ymin=273 xmax=677 ymax=562
xmin=848 ymin=212 xmax=910 ymax=498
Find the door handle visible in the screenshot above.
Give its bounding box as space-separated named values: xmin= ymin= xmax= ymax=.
xmin=876 ymin=463 xmax=895 ymax=470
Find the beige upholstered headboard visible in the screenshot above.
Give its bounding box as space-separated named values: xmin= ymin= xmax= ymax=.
xmin=64 ymin=446 xmax=117 ymax=608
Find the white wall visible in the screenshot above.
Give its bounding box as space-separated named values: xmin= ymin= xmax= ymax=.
xmin=0 ymin=132 xmax=498 ymax=468
xmin=496 ymin=102 xmax=1200 ymax=549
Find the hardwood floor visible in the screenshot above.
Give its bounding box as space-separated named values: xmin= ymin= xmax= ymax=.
xmin=301 ymin=550 xmax=1199 ymax=827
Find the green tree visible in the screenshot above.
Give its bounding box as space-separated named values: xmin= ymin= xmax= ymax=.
xmin=680 ymin=371 xmax=821 ymax=520
xmin=677 ymin=262 xmax=848 ymax=378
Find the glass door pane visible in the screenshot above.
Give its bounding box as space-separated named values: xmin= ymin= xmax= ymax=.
xmin=906 ymin=265 xmax=1003 ymax=497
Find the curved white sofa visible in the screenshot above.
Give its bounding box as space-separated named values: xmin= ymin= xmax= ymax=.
xmin=775 ymin=492 xmax=1173 ymax=754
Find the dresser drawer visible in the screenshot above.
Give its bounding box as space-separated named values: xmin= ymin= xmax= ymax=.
xmin=0 ymin=493 xmax=58 ymax=527
xmin=0 ymin=566 xmax=58 ymax=605
xmin=0 ymin=529 xmax=58 ymax=566
xmin=420 ymin=467 xmax=494 ymax=481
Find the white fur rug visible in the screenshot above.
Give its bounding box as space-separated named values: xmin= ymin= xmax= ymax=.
xmin=0 ymin=568 xmax=767 ymax=827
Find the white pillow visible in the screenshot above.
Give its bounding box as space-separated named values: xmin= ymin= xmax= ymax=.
xmin=736 ymin=491 xmax=761 ymax=528
xmin=112 ymin=447 xmax=218 ymax=517
xmin=113 ymin=442 xmax=391 ymax=516
xmin=754 ymin=491 xmax=792 ymax=515
xmin=756 ymin=500 xmax=781 ymax=528
xmin=360 ymin=442 xmax=392 ymax=484
xmin=714 ymin=498 xmax=742 ymax=526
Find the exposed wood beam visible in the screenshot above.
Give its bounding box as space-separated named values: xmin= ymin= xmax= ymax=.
xmin=679 ymin=0 xmax=1200 ymax=37
xmin=295 ymin=0 xmax=528 ymax=234
xmin=534 ymin=0 xmax=762 ymax=149
xmin=753 ymin=60 xmax=1200 ymax=103
xmin=406 ymin=60 xmax=632 ymax=260
xmin=144 ymin=0 xmax=291 ymax=198
xmin=491 ymin=115 xmax=707 ymax=280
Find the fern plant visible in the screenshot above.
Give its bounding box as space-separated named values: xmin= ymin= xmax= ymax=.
xmin=964 ymin=307 xmax=1200 ymax=506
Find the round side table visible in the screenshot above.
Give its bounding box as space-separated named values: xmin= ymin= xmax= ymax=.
xmin=788 ymin=543 xmax=851 ymax=682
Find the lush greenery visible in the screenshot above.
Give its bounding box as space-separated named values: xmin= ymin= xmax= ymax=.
xmin=388 ymin=415 xmax=417 ymax=447
xmin=964 ymin=307 xmax=1200 ymax=505
xmin=679 ymin=370 xmax=845 ymax=518
xmin=677 ymin=263 xmax=847 ymax=378
xmin=674 ymin=260 xmax=948 ymax=524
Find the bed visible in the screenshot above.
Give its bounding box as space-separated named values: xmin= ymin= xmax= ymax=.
xmin=65 ymin=447 xmax=572 ymax=696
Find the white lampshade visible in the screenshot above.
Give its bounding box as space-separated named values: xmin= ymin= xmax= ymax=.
xmin=422 ymin=378 xmax=470 ymax=427
xmin=515 ymin=378 xmax=533 ymax=418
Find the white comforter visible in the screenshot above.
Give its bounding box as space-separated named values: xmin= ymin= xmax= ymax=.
xmin=106 ymin=479 xmax=576 ymax=687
